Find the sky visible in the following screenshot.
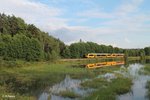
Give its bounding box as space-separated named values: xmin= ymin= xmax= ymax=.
xmin=0 ymin=0 xmax=150 ymax=48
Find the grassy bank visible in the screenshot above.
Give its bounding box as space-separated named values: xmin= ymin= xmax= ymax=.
xmin=61 ymin=56 xmax=150 ymax=62
xmin=128 ymin=56 xmax=140 ymax=60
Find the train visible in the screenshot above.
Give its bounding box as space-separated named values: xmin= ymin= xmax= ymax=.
xmin=84 ymin=53 xmax=124 ymax=58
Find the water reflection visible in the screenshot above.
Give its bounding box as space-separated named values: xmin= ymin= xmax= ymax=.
xmin=38 ymin=76 xmax=92 ymax=100
xmin=85 ymin=61 xmax=125 ymax=69
xmin=118 ymin=63 xmax=150 ymax=100
xmin=146 ymin=59 xmax=150 ymax=63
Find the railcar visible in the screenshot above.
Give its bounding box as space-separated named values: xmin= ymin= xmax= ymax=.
xmin=85 ymin=53 xmax=124 ymax=58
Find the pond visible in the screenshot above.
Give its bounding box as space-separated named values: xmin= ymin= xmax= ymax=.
xmin=38 ymin=59 xmax=150 ymax=100
xmin=118 ymin=61 xmax=150 ymax=100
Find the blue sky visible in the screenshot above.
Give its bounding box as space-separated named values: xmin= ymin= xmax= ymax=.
xmin=0 ymin=0 xmax=150 ymax=48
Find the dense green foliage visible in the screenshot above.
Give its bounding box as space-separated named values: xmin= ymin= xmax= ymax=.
xmin=63 ymin=42 xmax=124 ymax=58
xmin=62 ymin=41 xmax=150 ymax=58
xmin=0 ymin=34 xmax=42 ymax=61
xmin=144 ymin=47 xmax=150 ymax=56
xmin=124 ymin=47 xmax=150 ymax=59
xmin=0 ymin=13 xmax=64 ymax=61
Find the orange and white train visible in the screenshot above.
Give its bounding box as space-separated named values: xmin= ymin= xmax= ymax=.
xmin=84 ymin=53 xmax=124 ymax=58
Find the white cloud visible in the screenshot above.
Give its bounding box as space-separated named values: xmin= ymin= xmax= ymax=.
xmin=0 ymin=0 xmax=68 ymax=30
xmin=116 ymin=0 xmax=144 ymax=16
xmin=78 ymin=9 xmax=114 ymax=19
xmin=124 ymin=37 xmax=131 ymax=43
xmin=77 ymin=0 xmax=144 ymax=19
xmin=74 ymin=0 xmax=150 ymax=41
xmin=76 ymin=0 xmax=150 ymax=36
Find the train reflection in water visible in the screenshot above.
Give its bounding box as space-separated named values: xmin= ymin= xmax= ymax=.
xmin=86 ymin=61 xmax=125 ymax=69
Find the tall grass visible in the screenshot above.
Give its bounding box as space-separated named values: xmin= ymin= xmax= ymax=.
xmin=82 ymin=78 xmax=132 ymax=100
xmin=146 ymin=81 xmax=150 ymax=99
xmin=59 ymin=90 xmax=81 ymax=98
xmin=144 ymin=64 xmax=150 ymax=99
xmin=144 ymin=64 xmax=150 ymax=72
xmin=0 ymin=60 xmax=124 ymax=100
xmin=139 ymin=64 xmax=150 ymax=75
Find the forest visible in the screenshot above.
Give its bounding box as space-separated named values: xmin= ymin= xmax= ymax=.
xmin=0 ymin=13 xmax=150 ymax=61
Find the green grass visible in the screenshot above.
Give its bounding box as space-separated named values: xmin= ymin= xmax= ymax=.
xmin=81 ymin=78 xmax=108 ymax=89
xmin=0 ymin=61 xmax=91 ymax=99
xmin=59 ymin=90 xmax=81 ymax=98
xmin=140 ymin=64 xmax=150 ymax=99
xmin=128 ymin=56 xmax=140 ymax=60
xmin=146 ymin=56 xmax=150 ymax=59
xmin=146 ymin=81 xmax=150 ymax=99
xmin=142 ymin=64 xmax=150 ymax=100
xmin=0 ymin=57 xmax=149 ymax=100
xmin=81 ymin=73 xmax=124 ymax=89
xmin=139 ymin=64 xmax=150 ymax=75
xmin=0 ymin=62 xmax=90 ymax=89
xmin=0 ymin=85 xmax=36 ymax=100
xmin=0 ymin=60 xmax=124 ymax=100
xmin=144 ymin=64 xmax=150 ymax=72
xmin=82 ymin=77 xmax=132 ymax=100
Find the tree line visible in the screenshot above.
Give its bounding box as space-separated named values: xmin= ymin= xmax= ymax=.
xmin=61 ymin=41 xmax=150 ymax=58
xmin=0 ymin=13 xmax=65 ymax=61
xmin=61 ymin=42 xmax=123 ymax=58
xmin=0 ymin=13 xmax=150 ymax=61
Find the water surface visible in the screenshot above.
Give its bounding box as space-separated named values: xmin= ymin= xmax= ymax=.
xmin=38 ymin=60 xmax=150 ymax=100
xmin=118 ymin=63 xmax=150 ymax=100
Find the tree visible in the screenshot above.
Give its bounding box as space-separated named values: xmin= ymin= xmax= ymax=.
xmin=144 ymin=47 xmax=150 ymax=56
xmin=0 ymin=41 xmax=5 ymax=56
xmin=0 ymin=13 xmax=64 ymax=61
xmin=140 ymin=50 xmax=145 ymax=60
xmin=124 ymin=50 xmax=129 ymax=67
xmin=61 ymin=47 xmax=71 ymax=58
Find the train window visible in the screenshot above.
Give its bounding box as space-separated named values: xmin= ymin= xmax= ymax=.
xmin=89 ymin=55 xmax=94 ymax=56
